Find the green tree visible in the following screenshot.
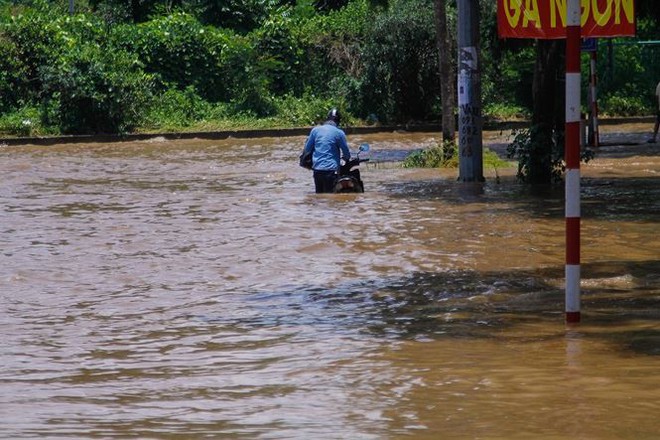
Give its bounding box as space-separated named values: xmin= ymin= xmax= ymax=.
xmin=0 ymin=30 xmax=28 ymax=112
xmin=40 ymin=43 xmax=154 ymax=133
xmin=112 ymin=13 xmax=250 ymax=103
xmin=359 ymin=0 xmax=439 ymax=122
xmin=250 ymin=8 xmax=304 ymax=96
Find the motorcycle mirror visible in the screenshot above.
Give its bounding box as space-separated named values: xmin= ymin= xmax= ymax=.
xmin=359 ymin=143 xmax=370 ymax=153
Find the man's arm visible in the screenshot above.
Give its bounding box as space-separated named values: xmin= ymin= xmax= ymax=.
xmin=304 ymin=128 xmax=316 ymax=153
xmin=338 ymin=132 xmax=350 ymax=159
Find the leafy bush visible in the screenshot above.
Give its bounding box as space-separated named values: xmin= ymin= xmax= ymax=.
xmin=40 ymin=44 xmax=154 ymax=134
xmin=144 ymin=86 xmax=216 ymax=130
xmin=484 ymin=102 xmax=530 ymax=122
xmin=403 ymin=140 xmax=510 ymax=173
xmin=183 ymin=0 xmax=279 ymax=33
xmin=249 ymin=9 xmax=305 ymax=96
xmin=506 ymin=126 xmax=594 ymax=183
xmin=601 ymin=94 xmax=648 ymax=117
xmin=112 ymin=13 xmax=251 ymax=103
xmin=595 ymin=38 xmax=657 ymax=114
xmin=290 ymin=1 xmax=371 ymax=110
xmin=403 ymin=140 xmax=457 ymax=168
xmin=0 ymin=106 xmax=46 ymax=136
xmin=271 ymin=92 xmax=347 ymax=127
xmin=0 ymin=33 xmax=28 ymax=112
xmin=1 ymin=8 xmax=67 ymax=103
xmin=358 ymin=0 xmax=439 ymax=123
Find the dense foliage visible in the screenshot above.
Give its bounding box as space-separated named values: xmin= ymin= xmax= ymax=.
xmin=0 ymin=0 xmax=659 ymax=136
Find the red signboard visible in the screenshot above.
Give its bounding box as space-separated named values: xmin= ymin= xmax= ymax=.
xmin=498 ymin=0 xmax=636 ymax=39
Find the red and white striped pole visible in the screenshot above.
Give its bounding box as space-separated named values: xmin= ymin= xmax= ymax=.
xmin=589 ymin=50 xmax=600 ymax=147
xmin=565 ymin=0 xmax=581 ymax=323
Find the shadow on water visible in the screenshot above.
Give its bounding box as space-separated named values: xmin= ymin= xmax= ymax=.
xmin=596 ymin=140 xmax=660 ymax=159
xmin=373 ymin=259 xmax=659 ymax=348
xmin=383 ymin=174 xmax=660 ymax=223
xmin=374 ymin=261 xmax=659 ymax=355
xmin=194 ymin=259 xmax=660 ymax=357
xmin=582 ymin=177 xmax=660 ymax=222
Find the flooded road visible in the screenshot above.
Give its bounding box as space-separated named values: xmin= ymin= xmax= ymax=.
xmin=1 ymin=129 xmax=659 ymax=439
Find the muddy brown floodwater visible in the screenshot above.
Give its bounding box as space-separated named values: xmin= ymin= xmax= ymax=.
xmin=1 ymin=125 xmax=659 ymax=439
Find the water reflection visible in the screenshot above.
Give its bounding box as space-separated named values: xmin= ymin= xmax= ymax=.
xmin=1 ymin=133 xmax=658 ymax=438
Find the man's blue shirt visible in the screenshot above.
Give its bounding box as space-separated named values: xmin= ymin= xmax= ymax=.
xmin=303 ymin=121 xmax=351 ymax=171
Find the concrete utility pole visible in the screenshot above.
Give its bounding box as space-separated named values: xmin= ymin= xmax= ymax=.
xmin=565 ymin=0 xmax=582 ymax=324
xmin=69 ymin=0 xmax=74 ymax=15
xmin=457 ymin=0 xmax=484 ymax=182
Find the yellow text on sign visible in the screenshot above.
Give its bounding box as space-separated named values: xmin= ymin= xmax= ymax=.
xmin=502 ymin=0 xmax=634 ymax=29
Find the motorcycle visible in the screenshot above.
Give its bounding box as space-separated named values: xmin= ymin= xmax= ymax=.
xmin=334 ymin=143 xmax=370 ymax=193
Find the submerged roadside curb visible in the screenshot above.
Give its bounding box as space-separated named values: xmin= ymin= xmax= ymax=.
xmin=0 ymin=124 xmax=440 ymax=147
xmin=0 ymin=117 xmax=653 ymax=147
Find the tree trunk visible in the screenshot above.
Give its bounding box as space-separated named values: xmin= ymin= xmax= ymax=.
xmin=434 ymin=0 xmax=456 ymax=142
xmin=530 ymin=39 xmax=565 ymax=184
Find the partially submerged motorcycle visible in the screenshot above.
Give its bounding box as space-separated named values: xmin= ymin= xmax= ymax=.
xmin=334 ymin=143 xmax=370 ymax=193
